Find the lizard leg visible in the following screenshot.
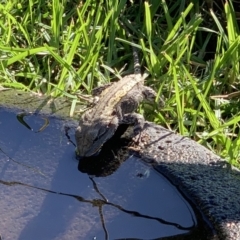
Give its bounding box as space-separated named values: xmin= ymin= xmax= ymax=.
xmin=121 ymin=113 xmax=145 ymax=143
xmin=142 ymin=86 xmax=165 ymax=106
xmin=92 ymin=83 xmax=113 ymax=96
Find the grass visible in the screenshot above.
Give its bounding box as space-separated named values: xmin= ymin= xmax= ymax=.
xmin=1 ymin=0 xmax=240 ymax=167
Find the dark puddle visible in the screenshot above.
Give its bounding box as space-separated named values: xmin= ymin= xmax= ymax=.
xmin=0 ymin=107 xmax=212 ymax=240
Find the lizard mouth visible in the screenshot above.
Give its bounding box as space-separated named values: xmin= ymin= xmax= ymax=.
xmin=75 ymin=146 xmax=102 ymax=159
xmin=85 ymin=148 xmax=102 ymax=158
xmin=78 ymin=126 xmax=129 ymax=159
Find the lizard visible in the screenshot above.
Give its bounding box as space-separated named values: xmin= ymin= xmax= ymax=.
xmin=75 ymin=21 xmax=159 ymax=158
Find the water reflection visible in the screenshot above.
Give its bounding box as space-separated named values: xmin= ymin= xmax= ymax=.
xmin=0 ymin=108 xmax=211 ymax=239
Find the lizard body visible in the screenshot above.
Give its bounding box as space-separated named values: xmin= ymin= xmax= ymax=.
xmin=75 ymin=23 xmax=157 ymax=157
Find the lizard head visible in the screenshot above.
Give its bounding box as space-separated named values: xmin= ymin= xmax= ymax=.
xmin=75 ymin=120 xmax=117 ymax=157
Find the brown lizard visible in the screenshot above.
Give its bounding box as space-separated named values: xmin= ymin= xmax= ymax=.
xmin=75 ymin=22 xmax=159 ymax=157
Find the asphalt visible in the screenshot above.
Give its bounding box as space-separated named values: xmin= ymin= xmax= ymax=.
xmin=135 ymin=122 xmax=240 ymax=240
